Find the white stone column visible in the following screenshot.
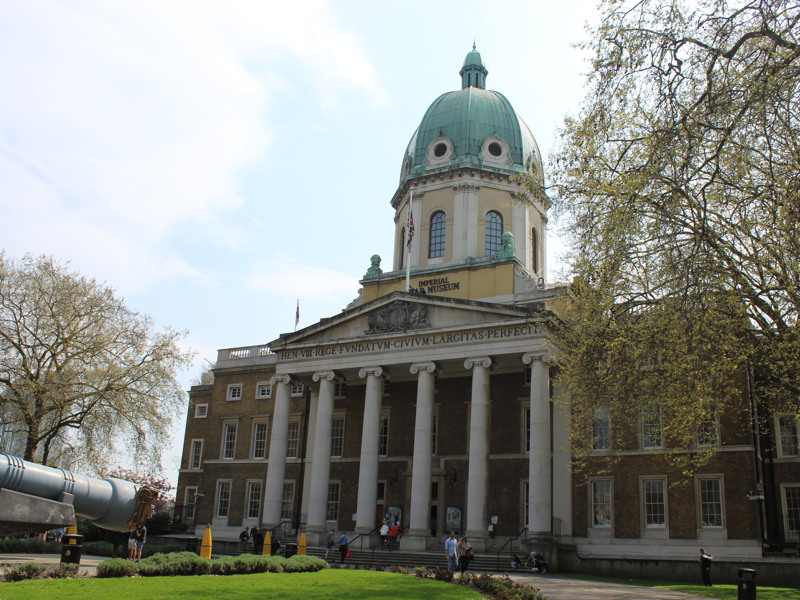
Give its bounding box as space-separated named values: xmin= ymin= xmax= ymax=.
xmin=300 ymin=386 xmax=319 ymax=525
xmin=464 ymin=356 xmax=492 ymax=538
xmin=355 ymin=366 xmax=388 ymax=533
xmin=408 ymin=361 xmax=438 ymax=540
xmin=306 ymin=371 xmax=337 ymax=533
xmin=263 ymin=375 xmax=292 ymax=526
xmin=523 ymin=352 xmax=552 ymax=537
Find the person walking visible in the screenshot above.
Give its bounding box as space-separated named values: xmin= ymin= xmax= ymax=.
xmin=338 ymin=530 xmax=350 ymax=564
xmin=132 ymin=524 xmax=147 ymax=562
xmin=457 ymin=535 xmax=473 ymax=573
xmin=127 ymin=528 xmax=137 ymax=560
xmin=388 ymin=521 xmax=399 ymax=550
xmin=699 ymin=548 xmax=713 ymax=586
xmin=325 ymin=529 xmax=335 ymax=561
xmin=379 ymin=521 xmax=389 ymax=548
xmin=444 ymin=531 xmax=459 ymax=572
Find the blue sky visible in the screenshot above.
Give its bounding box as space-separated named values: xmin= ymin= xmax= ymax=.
xmin=0 ymin=0 xmax=598 ymax=482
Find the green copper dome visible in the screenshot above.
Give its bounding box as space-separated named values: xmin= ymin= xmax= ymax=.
xmin=400 ymin=47 xmax=542 ymax=182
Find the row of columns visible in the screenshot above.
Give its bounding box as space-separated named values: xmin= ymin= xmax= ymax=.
xmin=262 ymin=353 xmax=552 ymax=541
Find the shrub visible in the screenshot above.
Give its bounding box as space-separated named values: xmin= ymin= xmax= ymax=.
xmin=414 ymin=565 xmax=431 ymax=578
xmin=284 ymin=555 xmax=326 ymax=573
xmin=83 ymin=541 xmax=115 ymax=556
xmin=0 ymin=538 xmax=61 ymax=554
xmin=432 ymin=566 xmax=454 ymax=582
xmin=389 ymin=565 xmax=409 ymax=574
xmin=4 ymin=563 xmax=47 ymax=582
xmin=96 ymin=558 xmax=139 ymax=578
xmin=45 ymin=564 xmax=80 ymax=579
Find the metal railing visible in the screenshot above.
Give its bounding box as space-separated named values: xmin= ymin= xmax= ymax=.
xmin=495 ymin=527 xmax=527 ymax=571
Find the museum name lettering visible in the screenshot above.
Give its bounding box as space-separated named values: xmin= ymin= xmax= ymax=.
xmin=416 ymin=276 xmax=460 ymax=293
xmin=279 ymin=324 xmax=539 ymax=360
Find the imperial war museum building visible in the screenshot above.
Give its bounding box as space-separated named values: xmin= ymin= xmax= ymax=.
xmin=176 ymin=48 xmax=800 ymax=572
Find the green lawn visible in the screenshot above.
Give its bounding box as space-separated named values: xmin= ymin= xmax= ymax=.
xmin=0 ymin=570 xmax=483 ymax=600
xmin=560 ymin=573 xmax=800 ymax=600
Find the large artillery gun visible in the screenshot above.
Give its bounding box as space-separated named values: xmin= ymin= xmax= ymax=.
xmin=0 ymin=454 xmax=157 ymax=535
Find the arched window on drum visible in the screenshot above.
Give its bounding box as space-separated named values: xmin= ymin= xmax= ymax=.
xmin=485 ymin=211 xmax=503 ymax=256
xmin=429 ymin=211 xmax=446 ymax=258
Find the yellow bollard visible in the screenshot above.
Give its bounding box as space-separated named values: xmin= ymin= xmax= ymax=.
xmin=298 ymin=531 xmax=306 ymax=555
xmin=263 ymin=530 xmax=271 ymax=555
xmin=67 ymin=525 xmax=78 ymax=538
xmin=199 ymin=525 xmax=212 ymax=559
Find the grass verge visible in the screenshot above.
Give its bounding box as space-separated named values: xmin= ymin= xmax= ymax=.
xmin=0 ymin=569 xmax=484 ymax=600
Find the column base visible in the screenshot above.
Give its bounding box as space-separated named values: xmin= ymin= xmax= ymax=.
xmin=464 ymin=530 xmax=491 ymax=552
xmin=400 ymin=532 xmax=431 ymax=551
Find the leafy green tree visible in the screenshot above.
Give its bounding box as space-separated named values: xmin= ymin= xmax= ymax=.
xmin=0 ymin=253 xmax=193 ymax=472
xmin=545 ymin=0 xmax=800 ymax=468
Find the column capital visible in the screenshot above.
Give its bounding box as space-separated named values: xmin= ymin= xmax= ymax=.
xmin=522 ymin=351 xmax=554 ymax=366
xmin=358 ymin=366 xmax=390 ymax=380
xmin=269 ymin=374 xmax=293 ymax=386
xmin=410 ymin=361 xmax=439 ymax=375
xmin=312 ymin=370 xmax=341 ymax=383
xmin=464 ymin=356 xmax=493 ymax=370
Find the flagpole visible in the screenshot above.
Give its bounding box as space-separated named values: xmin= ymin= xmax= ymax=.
xmin=294 ymin=299 xmax=299 ymax=332
xmin=405 ymin=190 xmax=413 ymax=292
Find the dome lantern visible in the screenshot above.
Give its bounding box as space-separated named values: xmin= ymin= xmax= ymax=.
xmin=459 ymin=43 xmax=488 ymax=89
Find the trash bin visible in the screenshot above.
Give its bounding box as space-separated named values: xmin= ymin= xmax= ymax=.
xmin=284 ymin=543 xmax=297 ymax=558
xmin=60 ymin=533 xmax=84 ymax=565
xmin=738 ymin=568 xmax=757 ymax=600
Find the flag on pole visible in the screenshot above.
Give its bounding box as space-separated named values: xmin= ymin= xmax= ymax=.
xmin=406 ymin=201 xmax=415 ymax=253
xmin=294 ymin=299 xmax=300 ymax=331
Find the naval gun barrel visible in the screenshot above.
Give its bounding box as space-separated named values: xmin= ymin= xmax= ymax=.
xmin=0 ymin=454 xmax=156 ymax=533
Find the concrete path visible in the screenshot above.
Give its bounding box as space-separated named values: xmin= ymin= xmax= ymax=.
xmin=0 ymin=554 xmax=711 ymax=600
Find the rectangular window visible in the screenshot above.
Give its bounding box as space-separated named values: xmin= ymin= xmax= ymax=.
xmin=290 ymin=383 xmax=304 ymax=397
xmin=334 ymin=382 xmax=347 ymax=398
xmin=697 ymin=409 xmax=719 ymax=447
xmin=245 ymin=480 xmax=262 ymax=520
xmin=252 ymin=422 xmax=269 ymax=459
xmin=523 ymin=406 xmax=531 ymax=453
xmin=593 ymin=406 xmax=610 ymax=450
xmin=326 ymin=482 xmax=340 ymax=522
xmin=522 ymin=480 xmax=530 ymax=528
xmin=432 ymin=411 xmax=439 ymax=455
xmin=783 ymin=485 xmax=800 ymax=536
xmin=524 ymin=367 xmax=532 ymax=385
xmin=331 ymin=417 xmax=345 ymax=457
xmin=641 ymin=405 xmax=663 ymax=449
xmin=227 ymin=384 xmax=242 ymax=401
xmin=221 ymin=422 xmax=237 ymax=459
xmin=189 ymin=439 xmax=203 ymax=469
xmin=777 ymin=415 xmax=800 ymax=457
xmin=194 ymin=403 xmax=208 ymax=418
xmin=184 ymin=486 xmax=198 ymax=520
xmin=255 ymin=382 xmax=272 ymax=399
xmin=382 ymin=379 xmax=392 ymax=396
xmin=698 ymin=477 xmax=723 ymax=528
xmin=286 ymin=420 xmax=300 ymax=458
xmin=281 ymin=481 xmax=295 ymax=521
xmin=642 ymin=478 xmax=666 ymax=528
xmin=216 ymin=480 xmax=232 ymax=518
xmin=591 ymin=479 xmax=613 ymax=527
xmin=379 ymin=415 xmax=389 ymax=456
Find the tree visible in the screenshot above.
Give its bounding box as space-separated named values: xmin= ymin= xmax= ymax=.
xmin=546 ymin=0 xmax=800 ymax=467
xmin=0 ymin=253 xmax=193 ymax=472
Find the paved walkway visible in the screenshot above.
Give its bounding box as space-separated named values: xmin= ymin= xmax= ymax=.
xmin=0 ymin=554 xmax=710 ymax=600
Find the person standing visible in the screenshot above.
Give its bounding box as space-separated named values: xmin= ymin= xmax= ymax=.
xmin=133 ymin=524 xmax=147 ymax=562
xmin=325 ymin=529 xmax=336 ymax=561
xmin=444 ymin=531 xmax=458 ymax=572
xmin=127 ymin=529 xmax=137 ymax=560
xmin=251 ymin=526 xmax=263 ymax=555
xmin=338 ymin=530 xmax=350 ymax=564
xmin=388 ymin=521 xmax=399 ymax=550
xmin=457 ymin=535 xmax=473 ymax=573
xmin=699 ymin=548 xmax=713 ymax=586
xmin=379 ymin=522 xmax=389 ymax=548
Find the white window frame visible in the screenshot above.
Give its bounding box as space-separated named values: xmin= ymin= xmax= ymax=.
xmin=194 ymin=403 xmax=208 ymax=418
xmin=780 ymin=483 xmax=800 ymax=539
xmin=522 ymin=402 xmax=531 ymax=453
xmin=189 ymin=438 xmax=203 ymax=470
xmin=522 ymin=480 xmax=530 ymax=528
xmin=290 ymin=383 xmax=304 ymax=397
xmin=286 ymin=419 xmax=300 ymax=458
xmin=255 ymin=381 xmax=272 ymax=399
xmin=184 ymin=486 xmax=198 ymax=520
xmin=379 ymin=411 xmax=390 ymax=457
xmin=641 ymin=476 xmax=668 ymax=529
xmin=281 ymin=480 xmax=295 ymax=521
xmin=590 ymin=478 xmax=613 ymax=528
xmin=334 ymin=382 xmax=347 ymax=398
xmin=251 ymin=420 xmax=269 ymax=459
xmin=326 ymin=481 xmax=341 ymax=522
xmin=245 ymin=480 xmax=262 ymax=520
xmin=696 ymin=407 xmax=720 ymax=448
xmin=331 ymin=413 xmax=345 ymax=458
xmin=221 ymin=421 xmax=238 ymax=459
xmin=227 ymin=383 xmax=243 ymax=401
xmin=216 ymin=480 xmax=232 ymax=518
xmin=432 ymin=407 xmax=440 ymax=455
xmin=776 ymin=414 xmax=800 ymax=458
xmin=592 ymin=405 xmax=611 ymax=451
xmin=641 ymin=405 xmax=664 ymax=450
xmin=696 ymin=475 xmax=725 ymax=529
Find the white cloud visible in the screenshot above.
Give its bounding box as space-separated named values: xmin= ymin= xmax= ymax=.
xmin=247 ymin=255 xmax=361 ymax=299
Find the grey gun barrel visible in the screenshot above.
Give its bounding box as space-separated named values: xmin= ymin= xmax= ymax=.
xmin=0 ymin=454 xmax=150 ymax=533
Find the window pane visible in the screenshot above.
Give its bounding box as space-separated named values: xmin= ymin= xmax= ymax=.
xmin=699 ymin=479 xmax=723 ymax=527
xmin=786 ymin=486 xmax=800 ymax=533
xmin=331 ymin=417 xmax=345 ymax=457
xmin=326 ymin=482 xmax=340 ymax=522
xmin=429 ymin=211 xmax=446 ymax=258
xmin=642 ymin=406 xmax=663 ymax=449
xmin=216 ymin=481 xmax=231 ymax=517
xmin=592 ymin=481 xmax=612 ymax=527
xmin=190 ymin=440 xmax=202 ymax=469
xmin=379 ymin=416 xmax=389 ymax=456
xmin=246 ymin=481 xmax=262 ymax=519
xmin=281 ymin=481 xmax=295 ymax=521
xmin=286 ymin=421 xmax=299 ymax=458
xmin=253 ymin=422 xmax=268 ymax=459
xmin=485 ymin=211 xmax=503 ymax=256
xmin=593 ymin=406 xmax=610 ymax=450
xmin=643 ymin=479 xmax=665 ymax=527
xmin=779 ymin=416 xmax=800 ymax=456
xmin=222 ymin=423 xmax=237 ymax=459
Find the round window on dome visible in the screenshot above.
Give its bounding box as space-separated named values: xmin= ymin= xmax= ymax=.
xmin=488 ymin=142 xmax=503 ymax=157
xmin=434 ymin=143 xmax=448 ymax=158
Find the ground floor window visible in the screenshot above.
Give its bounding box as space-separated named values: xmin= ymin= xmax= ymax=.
xmin=216 ymin=480 xmax=232 ymax=518
xmin=326 ymin=482 xmax=341 ymax=522
xmin=783 ymin=485 xmax=800 ymax=539
xmin=642 ymin=478 xmax=666 ymax=528
xmin=281 ymin=481 xmax=295 ymax=521
xmin=591 ymin=479 xmax=613 ymax=527
xmin=245 ymin=480 xmax=262 ymax=520
xmin=697 ymin=477 xmax=723 ymax=528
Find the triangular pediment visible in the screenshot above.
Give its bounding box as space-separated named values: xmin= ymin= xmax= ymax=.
xmin=268 ymin=291 xmax=552 ymax=351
